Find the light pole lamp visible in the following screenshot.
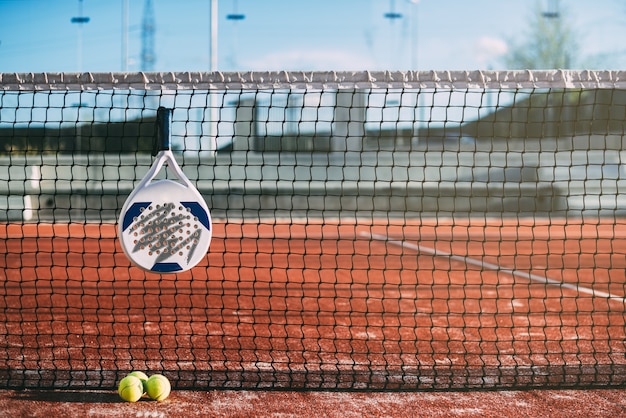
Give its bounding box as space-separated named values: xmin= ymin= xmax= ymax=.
xmin=384 ymin=0 xmax=403 ymax=20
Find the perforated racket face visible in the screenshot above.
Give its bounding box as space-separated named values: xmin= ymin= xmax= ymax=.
xmin=119 ymin=179 xmax=212 ymax=273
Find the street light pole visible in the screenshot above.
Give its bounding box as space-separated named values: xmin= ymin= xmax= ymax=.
xmin=226 ymin=0 xmax=245 ymax=69
xmin=210 ymin=0 xmax=218 ymax=72
xmin=71 ymin=0 xmax=90 ymax=72
xmin=122 ymin=0 xmax=128 ymax=71
xmin=208 ymin=0 xmax=219 ymax=153
xmin=408 ymin=0 xmax=419 ymax=70
xmin=383 ymin=0 xmax=403 ymax=69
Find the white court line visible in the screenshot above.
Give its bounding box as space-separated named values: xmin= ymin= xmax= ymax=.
xmin=362 ymin=231 xmax=626 ymax=304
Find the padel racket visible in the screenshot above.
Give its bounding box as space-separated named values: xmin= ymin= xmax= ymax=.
xmin=118 ymin=107 xmax=212 ymax=273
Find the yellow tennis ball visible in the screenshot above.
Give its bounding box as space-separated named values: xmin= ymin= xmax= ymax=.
xmin=118 ymin=375 xmax=144 ymax=402
xmin=145 ymin=374 xmax=171 ymax=401
xmin=128 ymin=371 xmax=149 ymax=393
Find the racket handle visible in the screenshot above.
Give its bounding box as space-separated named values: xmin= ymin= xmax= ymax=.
xmin=154 ymin=107 xmax=172 ymax=155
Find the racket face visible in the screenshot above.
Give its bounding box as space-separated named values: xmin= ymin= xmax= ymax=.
xmin=119 ymin=178 xmax=212 ymax=273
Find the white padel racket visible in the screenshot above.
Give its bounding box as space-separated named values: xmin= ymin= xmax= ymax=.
xmin=118 ymin=107 xmax=212 ymax=273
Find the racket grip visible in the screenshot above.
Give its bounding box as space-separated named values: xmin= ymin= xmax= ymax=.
xmin=154 ymin=107 xmax=172 ymax=154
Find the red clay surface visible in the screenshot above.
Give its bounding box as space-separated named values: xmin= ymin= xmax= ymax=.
xmin=0 ymin=388 xmax=625 ymax=418
xmin=1 ymin=218 xmax=625 ymax=390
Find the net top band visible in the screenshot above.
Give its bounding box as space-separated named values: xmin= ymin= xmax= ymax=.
xmin=3 ymin=70 xmax=626 ymax=91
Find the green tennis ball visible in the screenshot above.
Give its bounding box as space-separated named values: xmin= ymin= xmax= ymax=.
xmin=145 ymin=374 xmax=171 ymax=401
xmin=127 ymin=371 xmax=149 ymax=393
xmin=118 ymin=375 xmax=144 ymax=402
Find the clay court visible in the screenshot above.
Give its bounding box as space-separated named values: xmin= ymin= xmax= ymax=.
xmin=1 ymin=218 xmax=626 ymax=416
xmin=0 ymin=387 xmax=625 ymax=417
xmin=2 ymin=217 xmax=625 ymax=391
xmin=2 ymin=219 xmax=626 ymax=416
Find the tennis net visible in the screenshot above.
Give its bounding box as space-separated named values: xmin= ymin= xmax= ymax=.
xmin=0 ymin=70 xmax=625 ymax=390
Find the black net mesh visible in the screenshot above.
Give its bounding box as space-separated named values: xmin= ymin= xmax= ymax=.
xmin=0 ymin=71 xmax=625 ymax=390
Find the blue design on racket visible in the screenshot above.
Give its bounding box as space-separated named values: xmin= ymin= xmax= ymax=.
xmin=118 ymin=108 xmax=212 ymax=273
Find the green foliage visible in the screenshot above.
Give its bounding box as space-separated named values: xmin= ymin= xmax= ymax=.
xmin=503 ymin=1 xmax=579 ymax=69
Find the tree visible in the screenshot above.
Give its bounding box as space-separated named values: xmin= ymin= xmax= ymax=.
xmin=503 ymin=0 xmax=579 ymax=69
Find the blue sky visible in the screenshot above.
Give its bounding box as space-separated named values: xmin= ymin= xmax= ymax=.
xmin=1 ymin=0 xmax=626 ymax=73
